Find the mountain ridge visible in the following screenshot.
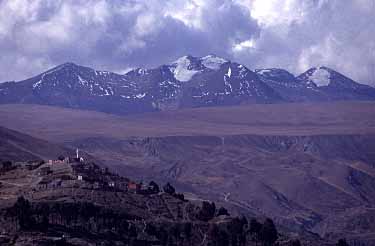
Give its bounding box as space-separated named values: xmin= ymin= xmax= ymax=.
xmin=1 ymin=55 xmax=375 ymax=115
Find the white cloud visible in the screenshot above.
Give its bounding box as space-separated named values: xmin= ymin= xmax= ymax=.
xmin=164 ymin=0 xmax=205 ymax=29
xmin=0 ymin=0 xmax=374 ymax=86
xmin=233 ymin=39 xmax=256 ymax=52
xmin=233 ymin=0 xmax=375 ymax=85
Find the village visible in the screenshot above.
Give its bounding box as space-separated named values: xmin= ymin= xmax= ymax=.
xmin=0 ymin=149 xmax=161 ymax=198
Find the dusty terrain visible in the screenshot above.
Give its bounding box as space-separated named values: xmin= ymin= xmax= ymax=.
xmin=0 ymin=126 xmax=72 ymax=162
xmin=0 ymin=102 xmax=375 ymax=244
xmin=0 ymin=101 xmax=375 ymax=142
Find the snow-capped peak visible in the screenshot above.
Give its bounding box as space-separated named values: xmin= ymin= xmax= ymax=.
xmin=32 ymin=63 xmax=76 ymax=89
xmin=200 ymin=55 xmax=227 ymax=70
xmin=171 ymin=55 xmax=192 ymax=65
xmin=170 ymin=55 xmax=201 ymax=82
xmin=255 ymin=69 xmax=273 ymax=75
xmin=308 ymin=66 xmax=331 ymax=87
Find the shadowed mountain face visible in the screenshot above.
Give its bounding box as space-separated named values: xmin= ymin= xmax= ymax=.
xmin=1 ymin=55 xmax=375 ymax=115
xmin=0 ymin=126 xmax=71 ymax=162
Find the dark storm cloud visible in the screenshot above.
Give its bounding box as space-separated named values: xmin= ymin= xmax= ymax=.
xmin=0 ymin=0 xmax=259 ymax=81
xmin=0 ymin=0 xmax=374 ymax=85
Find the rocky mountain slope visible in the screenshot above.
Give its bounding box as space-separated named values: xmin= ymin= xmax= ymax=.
xmin=69 ymin=134 xmax=375 ymax=245
xmin=0 ymin=126 xmax=71 ymax=162
xmin=1 ymin=56 xmax=374 ymax=115
xmin=0 ymin=146 xmax=307 ymax=245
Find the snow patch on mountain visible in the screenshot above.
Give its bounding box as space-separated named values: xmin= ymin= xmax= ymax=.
xmin=135 ymin=68 xmax=149 ymax=75
xmin=256 ymin=69 xmax=272 ymax=75
xmin=78 ymin=76 xmax=88 ymax=86
xmin=224 ymin=67 xmax=233 ymax=95
xmin=33 ymin=80 xmax=42 ymax=89
xmin=201 ymin=55 xmax=227 ymax=70
xmin=170 ymin=56 xmax=200 ymax=82
xmin=32 ymin=63 xmax=77 ymax=90
xmin=309 ymin=67 xmax=331 ymax=87
xmin=226 ymin=67 xmax=232 ymax=78
xmin=136 ymin=93 xmax=146 ymax=99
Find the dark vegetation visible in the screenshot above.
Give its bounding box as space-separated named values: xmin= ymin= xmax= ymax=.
xmin=2 ymin=195 xmax=280 ymax=246
xmin=163 ymin=182 xmax=185 ymax=201
xmin=2 ymin=197 xmax=280 ymax=246
xmin=0 ymin=160 xmax=15 ymax=173
xmin=336 ymin=239 xmax=349 ymax=246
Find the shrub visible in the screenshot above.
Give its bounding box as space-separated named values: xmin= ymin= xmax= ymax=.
xmin=216 ymin=207 xmax=229 ymax=216
xmin=163 ymin=182 xmax=175 ymax=194
xmin=148 ymin=181 xmax=160 ymax=193
xmin=336 ymin=238 xmax=349 ymax=246
xmin=291 ymin=239 xmax=302 ymax=246
xmin=259 ymin=218 xmax=278 ymax=246
xmin=197 ymin=201 xmax=216 ymax=221
xmin=10 ymin=196 xmax=35 ymax=230
xmin=1 ymin=161 xmax=13 ymax=171
xmin=173 ymin=193 xmax=185 ymax=201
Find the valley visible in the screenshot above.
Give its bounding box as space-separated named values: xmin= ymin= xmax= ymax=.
xmin=1 ymin=102 xmax=375 ymax=245
xmin=0 ymin=101 xmax=374 ymax=141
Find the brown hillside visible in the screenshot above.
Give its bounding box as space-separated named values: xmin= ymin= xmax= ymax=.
xmin=0 ymin=101 xmax=374 ymax=142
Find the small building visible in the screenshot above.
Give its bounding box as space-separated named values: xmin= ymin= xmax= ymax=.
xmin=141 ymin=183 xmax=149 ymax=190
xmin=128 ymin=182 xmax=141 ymax=193
xmin=48 ymin=158 xmax=69 ymax=165
xmin=77 ymin=175 xmax=83 ymax=181
xmin=37 ymin=177 xmax=61 ymax=190
xmin=117 ymin=181 xmax=128 ymax=191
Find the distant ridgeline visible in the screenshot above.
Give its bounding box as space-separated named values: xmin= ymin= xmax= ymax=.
xmin=0 ymin=156 xmax=310 ymax=246
xmin=1 ymin=56 xmax=375 ymax=115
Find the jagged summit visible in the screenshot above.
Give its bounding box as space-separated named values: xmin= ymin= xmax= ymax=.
xmin=169 ymin=55 xmax=205 ymax=81
xmin=1 ymin=56 xmax=375 ymax=115
xmin=296 ymin=66 xmax=333 ymax=87
xmin=297 ymin=66 xmax=367 ymax=88
xmin=255 ymin=68 xmax=296 ymax=83
xmin=200 ymin=54 xmax=228 ymax=70
xmin=168 ymin=54 xmax=229 ymax=81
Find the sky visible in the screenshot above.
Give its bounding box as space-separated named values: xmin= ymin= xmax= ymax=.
xmin=0 ymin=0 xmax=374 ymax=85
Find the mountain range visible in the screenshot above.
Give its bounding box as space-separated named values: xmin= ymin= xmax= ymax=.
xmin=1 ymin=55 xmax=375 ymax=115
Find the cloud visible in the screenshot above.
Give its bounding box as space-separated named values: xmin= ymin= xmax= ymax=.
xmin=234 ymin=0 xmax=375 ymax=85
xmin=0 ymin=0 xmax=258 ymax=81
xmin=0 ymin=0 xmax=374 ymax=86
